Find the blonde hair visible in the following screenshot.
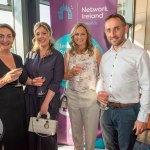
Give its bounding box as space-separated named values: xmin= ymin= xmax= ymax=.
xmin=69 ymin=23 xmax=94 ymax=56
xmin=32 ymin=22 xmax=54 ymax=52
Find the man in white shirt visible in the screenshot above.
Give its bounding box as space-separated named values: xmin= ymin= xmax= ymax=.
xmin=97 ymin=14 xmax=150 ymax=150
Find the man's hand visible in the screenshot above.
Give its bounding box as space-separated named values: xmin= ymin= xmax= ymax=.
xmin=97 ymin=91 xmax=109 ymax=106
xmin=133 ymin=120 xmax=147 ymax=135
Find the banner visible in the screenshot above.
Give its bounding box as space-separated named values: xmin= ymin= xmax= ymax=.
xmin=50 ymin=0 xmax=117 ymax=55
xmin=50 ymin=0 xmax=117 ymax=147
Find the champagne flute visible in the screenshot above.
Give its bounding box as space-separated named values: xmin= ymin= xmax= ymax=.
xmin=14 ymin=68 xmax=23 ymax=87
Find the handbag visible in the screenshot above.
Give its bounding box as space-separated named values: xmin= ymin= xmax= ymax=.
xmin=59 ymin=51 xmax=69 ymax=109
xmin=28 ymin=112 xmax=58 ymax=136
xmin=60 ymin=91 xmax=67 ymax=108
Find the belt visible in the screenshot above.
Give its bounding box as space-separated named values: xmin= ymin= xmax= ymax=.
xmin=108 ymin=102 xmax=138 ymax=108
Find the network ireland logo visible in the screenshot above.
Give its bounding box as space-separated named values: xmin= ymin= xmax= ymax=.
xmin=58 ymin=4 xmax=73 ymax=20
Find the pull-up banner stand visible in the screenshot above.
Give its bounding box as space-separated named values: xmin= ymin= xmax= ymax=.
xmin=50 ymin=0 xmax=117 ymax=147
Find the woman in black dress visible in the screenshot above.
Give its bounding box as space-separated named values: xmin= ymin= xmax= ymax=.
xmin=0 ymin=24 xmax=27 ymax=150
xmin=24 ymin=22 xmax=64 ymax=150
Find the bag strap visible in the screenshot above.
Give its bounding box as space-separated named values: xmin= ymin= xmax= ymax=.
xmin=37 ymin=112 xmax=50 ymax=120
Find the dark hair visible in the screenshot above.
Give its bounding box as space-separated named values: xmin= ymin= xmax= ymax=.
xmin=32 ymin=22 xmax=54 ymax=51
xmin=69 ymin=23 xmax=94 ymax=56
xmin=105 ymin=14 xmax=127 ymax=25
xmin=0 ymin=23 xmax=16 ymax=38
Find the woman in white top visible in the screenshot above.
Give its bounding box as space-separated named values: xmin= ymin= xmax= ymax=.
xmin=64 ymin=23 xmax=101 ymax=150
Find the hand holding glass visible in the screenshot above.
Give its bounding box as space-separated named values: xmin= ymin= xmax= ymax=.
xmin=98 ymin=91 xmax=109 ymax=110
xmin=13 ymin=68 xmax=23 ymax=87
xmin=74 ymin=64 xmax=85 ymax=81
xmin=36 ymin=76 xmax=46 ymax=96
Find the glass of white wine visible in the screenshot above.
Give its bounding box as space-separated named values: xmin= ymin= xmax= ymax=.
xmin=14 ymin=68 xmax=23 ymax=87
xmin=99 ymin=91 xmax=109 ymax=110
xmin=75 ymin=63 xmax=85 ymax=81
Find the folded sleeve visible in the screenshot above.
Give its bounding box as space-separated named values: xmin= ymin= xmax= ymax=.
xmin=48 ymin=52 xmax=64 ymax=93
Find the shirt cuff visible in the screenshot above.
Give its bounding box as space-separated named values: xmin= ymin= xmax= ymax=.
xmin=137 ymin=111 xmax=149 ymax=122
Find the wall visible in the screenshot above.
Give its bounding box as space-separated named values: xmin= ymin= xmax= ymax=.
xmin=134 ymin=0 xmax=150 ymax=50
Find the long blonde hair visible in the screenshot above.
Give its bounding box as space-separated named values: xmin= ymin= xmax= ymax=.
xmin=69 ymin=23 xmax=94 ymax=56
xmin=32 ymin=22 xmax=54 ymax=52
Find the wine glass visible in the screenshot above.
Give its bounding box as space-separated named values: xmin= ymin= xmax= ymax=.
xmin=14 ymin=68 xmax=23 ymax=87
xmin=98 ymin=91 xmax=109 ymax=110
xmin=15 ymin=80 xmax=22 ymax=87
xmin=100 ymin=103 xmax=109 ymax=110
xmin=75 ymin=64 xmax=85 ymax=81
xmin=36 ymin=75 xmax=46 ymax=97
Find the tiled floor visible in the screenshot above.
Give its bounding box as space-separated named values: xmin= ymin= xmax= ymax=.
xmin=58 ymin=145 xmax=104 ymax=150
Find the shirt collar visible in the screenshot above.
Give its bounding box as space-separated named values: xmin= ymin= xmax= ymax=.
xmin=109 ymin=39 xmax=132 ymax=52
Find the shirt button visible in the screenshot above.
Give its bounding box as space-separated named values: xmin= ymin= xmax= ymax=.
xmin=110 ymin=75 xmax=112 ymax=77
xmin=109 ymin=85 xmax=112 ymax=87
xmin=113 ymin=65 xmax=114 ymax=67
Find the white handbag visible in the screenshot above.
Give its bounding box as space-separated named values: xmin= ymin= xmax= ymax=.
xmin=28 ymin=112 xmax=58 ymax=136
